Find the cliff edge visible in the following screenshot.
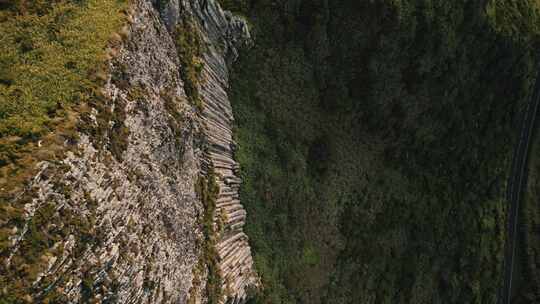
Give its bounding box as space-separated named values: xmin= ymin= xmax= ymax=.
xmin=0 ymin=0 xmax=257 ymax=303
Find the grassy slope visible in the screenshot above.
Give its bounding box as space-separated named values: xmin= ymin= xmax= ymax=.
xmin=228 ymin=0 xmax=540 ymax=303
xmin=0 ymin=0 xmax=127 ymax=194
xmin=0 ymin=1 xmax=126 ymax=138
xmin=0 ymin=1 xmax=127 ymax=302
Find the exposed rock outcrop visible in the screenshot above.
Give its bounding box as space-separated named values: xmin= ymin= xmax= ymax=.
xmin=2 ymin=0 xmax=256 ymax=303
xmin=191 ymin=1 xmax=258 ymax=302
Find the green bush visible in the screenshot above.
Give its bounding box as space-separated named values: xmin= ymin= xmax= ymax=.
xmin=195 ymin=169 xmax=224 ymax=304
xmin=217 ymin=0 xmax=249 ymax=15
xmin=174 ymin=16 xmax=204 ymax=110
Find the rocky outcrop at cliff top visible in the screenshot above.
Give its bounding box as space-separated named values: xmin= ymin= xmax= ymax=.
xmin=3 ymin=0 xmax=257 ymax=303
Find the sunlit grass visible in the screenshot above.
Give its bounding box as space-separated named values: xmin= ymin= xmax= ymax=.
xmin=0 ymin=0 xmax=127 ymax=138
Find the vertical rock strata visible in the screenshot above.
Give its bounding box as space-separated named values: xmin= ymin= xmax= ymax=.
xmin=2 ymin=0 xmax=256 ymax=303
xmin=182 ymin=1 xmax=259 ymax=303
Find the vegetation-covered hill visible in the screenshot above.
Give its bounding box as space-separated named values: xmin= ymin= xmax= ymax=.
xmin=224 ymin=0 xmax=540 ymax=303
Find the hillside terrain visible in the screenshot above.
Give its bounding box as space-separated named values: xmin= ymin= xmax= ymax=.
xmin=1 ymin=0 xmax=540 ymax=303
xmin=225 ymin=0 xmax=540 ymax=303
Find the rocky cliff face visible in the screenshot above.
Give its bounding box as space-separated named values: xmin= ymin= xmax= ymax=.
xmin=2 ymin=0 xmax=256 ymax=303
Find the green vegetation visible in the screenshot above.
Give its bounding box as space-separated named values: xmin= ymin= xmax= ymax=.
xmin=0 ymin=0 xmax=127 ymax=139
xmin=230 ymin=0 xmax=540 ymax=303
xmin=0 ymin=0 xmax=127 ymax=302
xmin=0 ymin=0 xmax=128 ymax=194
xmin=194 ymin=169 xmax=224 ymax=304
xmin=217 ymin=0 xmax=249 ymax=15
xmin=174 ymin=16 xmax=204 ymax=111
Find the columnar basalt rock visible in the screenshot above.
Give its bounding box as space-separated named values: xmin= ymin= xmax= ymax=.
xmin=156 ymin=0 xmax=257 ymax=303
xmin=182 ymin=0 xmax=258 ymax=302
xmin=2 ymin=0 xmax=256 ymax=303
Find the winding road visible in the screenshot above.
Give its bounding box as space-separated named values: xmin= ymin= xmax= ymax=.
xmin=499 ymin=72 xmax=540 ymax=304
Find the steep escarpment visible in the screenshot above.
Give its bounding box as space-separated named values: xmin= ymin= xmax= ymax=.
xmin=173 ymin=0 xmax=258 ymax=301
xmin=0 ymin=0 xmax=256 ymax=303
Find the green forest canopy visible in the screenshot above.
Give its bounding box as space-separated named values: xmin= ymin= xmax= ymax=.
xmin=226 ymin=0 xmax=540 ymax=303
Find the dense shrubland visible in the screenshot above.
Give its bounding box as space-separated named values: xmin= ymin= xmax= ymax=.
xmin=227 ymin=0 xmax=540 ymax=303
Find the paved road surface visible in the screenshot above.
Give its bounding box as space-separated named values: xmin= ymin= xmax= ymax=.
xmin=498 ymin=72 xmax=540 ymax=304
